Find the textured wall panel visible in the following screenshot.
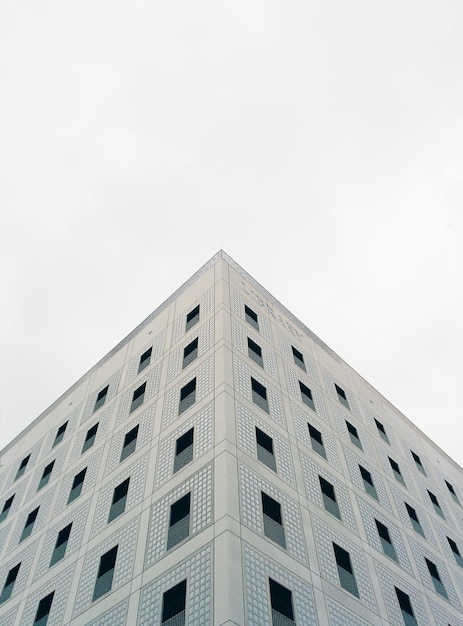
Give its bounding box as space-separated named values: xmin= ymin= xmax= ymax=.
xmin=126 ymin=330 xmax=166 ymax=383
xmin=172 ymin=287 xmax=214 ymax=344
xmin=163 ymin=359 xmax=214 ymax=428
xmin=168 ymin=319 xmax=213 ymax=381
xmin=81 ymin=369 xmax=122 ymax=423
xmin=116 ymin=365 xmax=160 ymax=425
xmin=230 ymin=288 xmax=273 ymax=344
xmin=375 ymin=562 xmax=431 ymax=626
xmin=294 ymin=408 xmax=341 ymax=471
xmin=21 ymin=564 xmax=75 ymax=626
xmin=232 ymin=318 xmax=279 ymax=380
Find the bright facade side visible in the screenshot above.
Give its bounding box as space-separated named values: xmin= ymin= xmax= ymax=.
xmin=0 ymin=250 xmax=462 ymax=626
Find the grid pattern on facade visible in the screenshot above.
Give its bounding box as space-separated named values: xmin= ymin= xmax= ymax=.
xmin=106 ymin=404 xmax=155 ymax=473
xmin=285 ymin=368 xmax=330 ymax=424
xmin=6 ymin=438 xmax=44 ymax=489
xmin=294 ymin=409 xmax=341 ymax=471
xmin=429 ymin=597 xmax=463 ymax=626
xmin=126 ymin=329 xmax=166 ymax=382
xmin=230 ymin=288 xmax=274 ymax=343
xmin=81 ymin=369 xmax=123 ymax=423
xmin=168 ymin=319 xmax=214 ymax=381
xmin=116 ymin=366 xmax=160 ymax=424
xmin=163 ymin=359 xmax=213 ymax=427
xmin=327 ymin=598 xmax=371 ymax=626
xmin=333 ymin=407 xmax=373 ymax=458
xmin=231 ymin=318 xmax=279 ymax=380
xmin=172 ymin=288 xmax=214 ymax=344
xmin=25 ymin=441 xmax=70 ymax=499
xmin=343 ymin=446 xmax=392 ymax=512
xmin=8 ymin=487 xmax=55 ymax=550
xmin=0 ymin=539 xmax=38 ymax=604
xmin=0 ymin=605 xmax=18 ymax=626
xmin=322 ymin=370 xmax=362 ymax=419
xmin=375 ymin=562 xmax=431 ymax=626
xmin=84 ymin=598 xmax=129 ymax=626
xmin=20 ymin=564 xmax=75 ymax=626
xmin=44 ymin=405 xmax=80 ymax=454
xmin=70 ymin=405 xmax=113 ymax=463
xmin=279 ymin=332 xmax=319 ymax=382
xmin=389 ymin=484 xmax=436 ymax=543
xmin=54 ymin=451 xmax=100 ymax=515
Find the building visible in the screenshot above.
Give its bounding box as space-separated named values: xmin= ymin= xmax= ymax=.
xmin=0 ymin=250 xmax=462 ymax=626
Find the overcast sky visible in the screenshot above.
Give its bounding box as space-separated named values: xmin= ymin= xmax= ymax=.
xmin=1 ymin=2 xmax=462 ymax=467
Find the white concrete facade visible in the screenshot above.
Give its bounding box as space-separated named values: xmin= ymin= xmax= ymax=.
xmin=0 ymin=250 xmax=462 ymax=626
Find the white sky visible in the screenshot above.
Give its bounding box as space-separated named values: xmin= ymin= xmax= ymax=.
xmin=1 ymin=2 xmax=462 ymax=466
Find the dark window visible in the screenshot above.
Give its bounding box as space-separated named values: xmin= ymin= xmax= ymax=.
xmin=0 ymin=495 xmax=14 ymax=522
xmin=15 ymin=454 xmax=31 ymax=480
xmin=130 ymin=382 xmax=146 ymax=413
xmin=405 ymin=502 xmax=425 ymax=537
xmin=256 ymin=427 xmax=276 ymax=472
xmin=333 ymin=543 xmax=359 ymax=596
xmin=269 ymin=578 xmax=294 ymax=624
xmin=319 ymin=476 xmax=341 ymax=520
xmin=447 ymin=536 xmax=463 ymax=567
xmin=389 ymin=457 xmax=405 ymax=486
xmin=335 ymin=383 xmax=350 ymax=409
xmin=411 ymin=450 xmax=426 ymax=475
xmin=299 ymin=381 xmax=315 ymax=412
xmin=120 ymin=425 xmax=139 ymax=462
xmin=375 ymin=519 xmax=397 ymax=561
xmin=0 ymin=563 xmax=20 ymax=604
xmin=33 ymin=591 xmax=54 ymax=626
xmin=38 ymin=461 xmax=55 ymax=490
xmin=425 ymin=558 xmax=447 ymax=598
xmin=245 ymin=305 xmax=259 ymax=330
xmin=445 ymin=480 xmax=460 ymax=505
xmin=138 ymin=347 xmax=152 ymax=373
xmin=50 ymin=523 xmax=72 ymax=566
xmin=93 ymin=546 xmax=118 ymax=601
xmin=162 ymin=579 xmax=186 ymax=624
xmin=395 ymin=587 xmax=418 ymax=626
xmin=179 ymin=378 xmax=196 ymax=414
xmin=308 ymin=423 xmax=326 ymax=459
xmin=346 ymin=420 xmax=362 ymax=450
xmin=53 ymin=421 xmax=68 ymax=447
xmin=261 ymin=492 xmax=286 ymax=548
xmin=94 ymin=385 xmax=109 ymax=412
xmin=108 ymin=478 xmax=130 ymax=523
xmin=68 ymin=468 xmax=87 ymax=504
xmin=82 ymin=423 xmax=99 ymax=453
xmin=20 ymin=507 xmax=39 ymax=542
xmin=359 ymin=465 xmax=378 ymax=500
xmin=247 ymin=337 xmax=263 ymax=367
xmin=374 ymin=418 xmax=389 ymax=443
xmin=186 ymin=305 xmax=200 ymax=331
xmin=183 ymin=338 xmax=198 ymax=369
xmin=174 ymin=428 xmax=194 ymax=473
xmin=167 ymin=493 xmax=191 ymax=549
xmin=428 ymin=490 xmax=445 ymax=518
xmin=291 ymin=346 xmax=306 ymax=372
xmin=251 ymin=378 xmax=269 ymax=413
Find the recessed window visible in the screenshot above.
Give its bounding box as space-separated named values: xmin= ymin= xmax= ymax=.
xmin=411 ymin=450 xmax=426 ymax=475
xmin=395 ymin=587 xmax=418 ymax=626
xmin=425 ymin=558 xmax=447 ymax=598
xmin=130 ymin=382 xmax=146 ymax=413
xmin=0 ymin=495 xmax=15 ymax=522
xmin=374 ymin=418 xmax=389 ymax=444
xmin=335 ymin=383 xmax=350 ymax=410
xmin=82 ymin=423 xmax=99 ymax=453
xmin=68 ymin=468 xmax=87 ymax=504
xmin=247 ymin=337 xmax=263 ymax=367
xmin=291 ymin=345 xmax=306 ymax=372
xmin=174 ymin=428 xmax=194 ymax=473
xmin=346 ymin=420 xmax=362 ymax=450
xmin=94 ymin=385 xmax=109 ymax=412
xmin=389 ymin=457 xmax=405 ymax=486
xmin=0 ymin=562 xmax=20 ymax=604
xmin=38 ymin=461 xmax=55 ymax=491
xmin=299 ymin=381 xmax=315 ymax=412
xmin=261 ymin=492 xmax=286 ymax=548
xmin=53 ymin=421 xmax=68 ymax=447
xmin=179 ymin=378 xmax=196 ymax=414
xmin=183 ymin=338 xmax=198 ymax=369
xmin=162 ymin=579 xmax=186 ymax=625
xmin=333 ymin=543 xmax=359 ymax=596
xmin=50 ymin=523 xmax=72 ymax=567
xmin=93 ymin=545 xmax=118 ymax=601
xmin=269 ymin=578 xmax=294 ymax=625
xmin=15 ymin=454 xmax=31 ymax=480
xmin=167 ymin=493 xmax=191 ymax=550
xmin=447 ymin=536 xmax=463 ymax=567
xmin=138 ymin=347 xmax=152 ymax=374
xmin=319 ymin=476 xmax=341 ymax=520
xmin=375 ymin=519 xmax=398 ymax=561
xmin=120 ymin=425 xmax=139 ymax=462
xmin=359 ymin=465 xmax=378 ymax=500
xmin=256 ymin=427 xmax=276 ymax=472
xmin=245 ymin=305 xmax=259 ymax=330
xmin=308 ymin=423 xmax=326 ymax=459
xmin=33 ymin=591 xmax=54 ymax=626
xmin=185 ymin=305 xmax=200 ymax=331
xmin=108 ymin=478 xmax=130 ymax=523
xmin=20 ymin=507 xmax=39 ymax=542
xmin=445 ymin=480 xmax=460 ymax=505
xmin=405 ymin=502 xmax=425 ymax=537
xmin=251 ymin=378 xmax=269 ymax=413
xmin=428 ymin=490 xmax=445 ymax=518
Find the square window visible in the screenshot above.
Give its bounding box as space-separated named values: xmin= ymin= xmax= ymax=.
xmin=256 ymin=427 xmax=276 ymax=472
xmin=405 ymin=502 xmax=425 ymax=537
xmin=425 ymin=558 xmax=447 ymax=598
xmin=130 ymin=382 xmax=146 ymax=413
xmin=411 ymin=450 xmax=426 ymax=475
xmin=94 ymin=385 xmax=109 ymax=412
xmin=395 ymin=587 xmax=418 ymax=626
xmin=93 ymin=546 xmax=118 ymax=601
xmin=38 ymin=461 xmax=55 ymax=490
xmin=319 ymin=476 xmax=341 ymax=520
xmin=245 ymin=305 xmax=259 ymax=330
xmin=389 ymin=457 xmax=405 ymax=486
xmin=335 ymin=383 xmax=350 ymax=410
xmin=333 ymin=543 xmax=359 ymax=596
xmin=428 ymin=490 xmax=445 ymax=518
xmin=269 ymin=578 xmax=294 ymax=624
xmin=308 ymin=423 xmax=326 ymax=459
xmin=120 ymin=425 xmax=139 ymax=462
xmin=374 ymin=418 xmax=389 ymax=443
xmin=53 ymin=421 xmax=68 ymax=447
xmin=33 ymin=591 xmax=54 ymax=626
xmin=68 ymin=468 xmax=87 ymax=504
xmin=445 ymin=480 xmax=460 ymax=505
xmin=291 ymin=346 xmax=306 ymax=372
xmin=185 ymin=305 xmax=200 ymax=331
xmin=174 ymin=428 xmax=194 ymax=473
xmin=183 ymin=338 xmax=198 ymax=369
xmin=0 ymin=495 xmax=15 ymax=522
xmin=0 ymin=563 xmax=20 ymax=604
xmin=20 ymin=507 xmax=39 ymax=542
xmin=346 ymin=420 xmax=362 ymax=450
xmin=15 ymin=454 xmax=31 ymax=480
xmin=261 ymin=492 xmax=286 ymax=548
xmin=108 ymin=478 xmax=130 ymax=523
xmin=82 ymin=423 xmax=99 ymax=453
xmin=447 ymin=536 xmax=463 ymax=567
xmin=162 ymin=579 xmax=186 ymax=624
xmin=50 ymin=523 xmax=72 ymax=567
xmin=251 ymin=378 xmax=269 ymax=413
xmin=247 ymin=337 xmax=263 ymax=368
xmin=179 ymin=378 xmax=196 ymax=414
xmin=299 ymin=381 xmax=315 ymax=412
xmin=359 ymin=465 xmax=378 ymax=500
xmin=138 ymin=347 xmax=152 ymax=373
xmin=167 ymin=493 xmax=191 ymax=549
xmin=375 ymin=519 xmax=398 ymax=561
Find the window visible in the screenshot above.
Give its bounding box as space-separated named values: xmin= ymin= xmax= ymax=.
xmin=247 ymin=337 xmax=263 ymax=367
xmin=174 ymin=428 xmax=194 ymax=473
xmin=0 ymin=495 xmax=14 ymax=522
xmin=374 ymin=418 xmax=389 ymax=443
xmin=299 ymin=381 xmax=315 ymax=411
xmin=82 ymin=423 xmax=99 ymax=453
xmin=411 ymin=450 xmax=426 ymax=475
xmin=94 ymin=385 xmax=109 ymax=412
xmin=178 ymin=378 xmax=196 ymax=414
xmin=256 ymin=427 xmax=276 ymax=472
xmin=319 ymin=476 xmax=341 ymax=520
xmin=120 ymin=424 xmax=139 ymax=462
xmin=335 ymin=383 xmax=350 ymax=409
xmin=0 ymin=563 xmax=20 ymax=604
xmin=251 ymin=378 xmax=269 ymax=413
xmin=375 ymin=519 xmax=398 ymax=561
xmin=359 ymin=465 xmax=378 ymax=500
xmin=395 ymin=587 xmax=418 ymax=626
xmin=20 ymin=507 xmax=39 ymax=542
xmin=108 ymin=478 xmax=130 ymax=523
xmin=185 ymin=305 xmax=200 ymax=331
xmin=15 ymin=454 xmax=31 ymax=480
xmin=261 ymin=492 xmax=286 ymax=548
xmin=425 ymin=558 xmax=447 ymax=598
xmin=50 ymin=523 xmax=72 ymax=566
xmin=308 ymin=423 xmax=326 ymax=459
xmin=428 ymin=490 xmax=445 ymax=518
xmin=68 ymin=468 xmax=87 ymax=504
xmin=269 ymin=578 xmax=295 ymax=625
xmin=447 ymin=536 xmax=463 ymax=567
xmin=389 ymin=457 xmax=405 ymax=486
xmin=333 ymin=543 xmax=359 ymax=596
xmin=33 ymin=591 xmax=54 ymax=626
xmin=291 ymin=345 xmax=306 ymax=372
xmin=183 ymin=338 xmax=198 ymax=369
xmin=167 ymin=493 xmax=191 ymax=549
xmin=445 ymin=480 xmax=460 ymax=505
xmin=405 ymin=502 xmax=425 ymax=537
xmin=245 ymin=304 xmax=259 ymax=329
xmin=161 ymin=579 xmax=186 ymax=625
xmin=53 ymin=421 xmax=68 ymax=447
xmin=130 ymin=382 xmax=146 ymax=413
xmin=346 ymin=420 xmax=362 ymax=450
xmin=138 ymin=346 xmax=152 ymax=373
xmin=38 ymin=461 xmax=55 ymax=490
xmin=93 ymin=546 xmax=118 ymax=601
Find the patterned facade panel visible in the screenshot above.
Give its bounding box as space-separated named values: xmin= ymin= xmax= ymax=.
xmin=106 ymin=404 xmax=155 ymax=474
xmin=231 ymin=318 xmax=279 ymax=381
xmin=375 ymin=443 xmax=417 ymax=496
xmin=327 ymin=599 xmax=370 ymax=626
xmin=20 ymin=564 xmax=75 ymax=626
xmin=375 ymin=562 xmax=431 ymax=626
xmin=343 ymin=446 xmax=392 ymax=512
xmin=230 ymin=287 xmax=273 ymax=344
xmin=333 ymin=406 xmax=374 ymax=459
xmin=279 ymin=331 xmax=319 ymax=382
xmin=126 ymin=329 xmax=166 ymax=383
xmin=414 ymin=474 xmax=455 ymax=530
xmin=236 ymin=403 xmax=295 ymax=486
xmin=25 ymin=441 xmax=71 ymax=499
xmin=155 ymin=402 xmax=213 ymax=487
xmin=389 ymin=484 xmax=437 ymax=544
xmin=322 ymin=369 xmax=362 ymax=421
xmin=8 ymin=486 xmax=56 ymax=550
xmin=145 ymin=464 xmax=213 ymax=567
xmin=43 ymin=404 xmax=81 ymax=455
xmin=69 ymin=405 xmax=113 ymax=464
xmin=286 ymin=366 xmax=330 ymax=422
xmin=294 ymin=407 xmax=341 ymax=472
xmin=0 ymin=539 xmax=38 ymax=604
xmin=0 ymin=604 xmax=18 ymax=626
xmin=362 ymin=403 xmax=398 ymax=451
xmin=168 ymin=318 xmax=214 ymax=381
xmin=54 ymin=451 xmax=101 ymax=516
xmin=84 ymin=599 xmax=129 ymax=626
xmin=431 ymin=517 xmax=463 ymax=572
xmin=5 ymin=437 xmax=44 ymax=490
xmin=429 ymin=598 xmax=463 ymax=626
xmin=0 ymin=478 xmax=28 ymax=530
xmin=116 ymin=365 xmax=161 ymax=425
xmin=244 ymin=543 xmax=317 ymax=626
xmin=81 ymin=369 xmax=123 ymax=423
xmin=398 ymin=437 xmax=436 ymax=485
xmin=172 ymin=287 xmax=214 ymax=344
